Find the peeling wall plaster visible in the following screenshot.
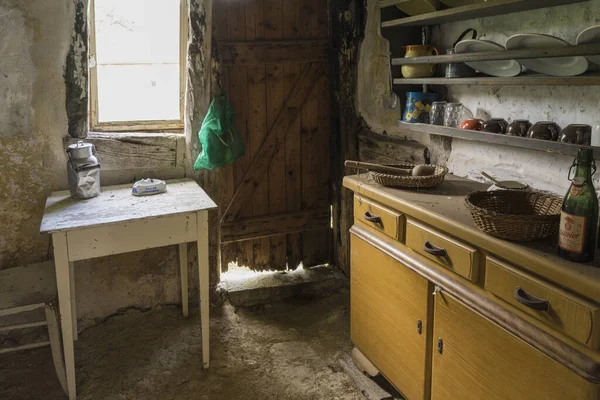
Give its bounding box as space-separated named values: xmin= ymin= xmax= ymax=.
xmin=0 ymin=0 xmax=198 ymax=330
xmin=357 ymin=0 xmax=600 ymax=195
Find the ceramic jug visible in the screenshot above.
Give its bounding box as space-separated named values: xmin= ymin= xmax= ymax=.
xmin=401 ymin=45 xmax=439 ymax=79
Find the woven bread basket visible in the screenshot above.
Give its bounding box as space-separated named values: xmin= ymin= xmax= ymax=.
xmin=371 ymin=164 xmax=448 ymax=189
xmin=465 ymin=190 xmax=563 ymax=241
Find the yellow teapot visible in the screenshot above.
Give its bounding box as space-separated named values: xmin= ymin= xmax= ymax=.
xmin=401 ymin=45 xmax=438 ymax=79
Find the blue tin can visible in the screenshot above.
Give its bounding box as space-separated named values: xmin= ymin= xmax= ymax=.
xmin=403 ymin=92 xmax=442 ymax=124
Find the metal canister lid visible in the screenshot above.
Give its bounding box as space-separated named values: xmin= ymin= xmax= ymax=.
xmin=67 ymin=141 xmax=93 ymax=151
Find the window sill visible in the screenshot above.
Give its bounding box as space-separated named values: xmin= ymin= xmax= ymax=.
xmin=64 ymin=132 xmax=186 ymax=171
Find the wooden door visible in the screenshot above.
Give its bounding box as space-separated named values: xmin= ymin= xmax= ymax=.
xmin=432 ymin=293 xmax=600 ymax=400
xmin=214 ymin=0 xmax=331 ymax=271
xmin=350 ymin=235 xmax=433 ymax=400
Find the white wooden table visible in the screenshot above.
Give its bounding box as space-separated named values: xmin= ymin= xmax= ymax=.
xmin=40 ymin=179 xmax=217 ymax=400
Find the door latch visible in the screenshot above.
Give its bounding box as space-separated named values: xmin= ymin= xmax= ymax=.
xmin=417 ymin=320 xmax=422 ymax=335
xmin=437 ymin=338 xmax=444 ymax=354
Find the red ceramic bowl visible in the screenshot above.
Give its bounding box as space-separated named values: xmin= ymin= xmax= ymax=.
xmin=459 ymin=119 xmax=483 ymax=131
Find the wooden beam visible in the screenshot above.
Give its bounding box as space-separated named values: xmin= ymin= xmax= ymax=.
xmin=381 ymin=0 xmax=587 ymax=28
xmin=0 ymin=341 xmax=51 ymax=355
xmin=0 ymin=303 xmax=46 ymax=317
xmin=392 ymin=43 xmax=600 ymax=65
xmin=221 ymin=62 xmax=325 ymax=222
xmin=219 ymin=39 xmax=328 ymax=66
xmin=221 ymin=209 xmax=330 ymax=244
xmin=64 ymin=132 xmax=185 ymax=171
xmin=0 ymin=321 xmax=47 ymax=333
xmin=393 ymin=72 xmax=600 ymax=86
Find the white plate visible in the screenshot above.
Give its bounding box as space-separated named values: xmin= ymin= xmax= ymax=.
xmin=455 ymin=39 xmax=521 ymax=77
xmin=505 ymin=33 xmax=588 ymax=77
xmin=576 ymin=25 xmax=600 ymax=66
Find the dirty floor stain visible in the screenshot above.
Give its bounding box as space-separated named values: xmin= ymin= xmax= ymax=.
xmin=0 ymin=289 xmax=367 ymax=400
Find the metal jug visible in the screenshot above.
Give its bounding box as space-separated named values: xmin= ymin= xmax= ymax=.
xmin=445 ymin=28 xmax=477 ymax=78
xmin=66 ymin=141 xmax=101 ymax=199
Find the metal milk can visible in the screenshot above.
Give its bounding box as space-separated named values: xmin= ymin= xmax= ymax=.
xmin=66 ymin=141 xmax=101 ymax=199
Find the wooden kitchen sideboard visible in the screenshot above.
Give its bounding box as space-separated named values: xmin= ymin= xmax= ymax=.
xmin=344 ymin=174 xmax=600 ymax=400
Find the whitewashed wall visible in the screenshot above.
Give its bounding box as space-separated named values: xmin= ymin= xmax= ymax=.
xmin=358 ymin=0 xmax=600 ymax=195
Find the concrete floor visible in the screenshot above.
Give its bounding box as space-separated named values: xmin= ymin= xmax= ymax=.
xmin=0 ymin=289 xmax=368 ymax=400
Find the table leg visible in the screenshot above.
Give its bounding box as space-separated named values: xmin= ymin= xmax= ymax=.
xmin=196 ymin=210 xmax=209 ymax=369
xmin=179 ymin=243 xmax=189 ymax=317
xmin=52 ymin=232 xmax=77 ymax=400
xmin=69 ymin=262 xmax=78 ymax=341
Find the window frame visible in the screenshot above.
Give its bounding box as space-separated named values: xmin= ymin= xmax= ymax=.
xmin=88 ymin=0 xmax=187 ymax=133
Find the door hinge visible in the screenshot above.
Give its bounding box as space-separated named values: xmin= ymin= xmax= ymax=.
xmin=437 ymin=338 xmax=444 ymax=354
xmin=417 ymin=320 xmax=423 ymax=335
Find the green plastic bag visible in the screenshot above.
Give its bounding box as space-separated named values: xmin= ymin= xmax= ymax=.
xmin=194 ymin=95 xmax=245 ymax=171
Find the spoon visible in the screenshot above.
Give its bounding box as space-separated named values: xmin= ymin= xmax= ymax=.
xmin=481 ymin=171 xmax=529 ymax=190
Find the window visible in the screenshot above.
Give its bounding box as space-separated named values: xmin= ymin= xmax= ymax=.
xmin=89 ymin=0 xmax=186 ymax=132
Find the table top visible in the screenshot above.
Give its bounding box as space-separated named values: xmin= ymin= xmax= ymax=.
xmin=344 ymin=173 xmax=600 ymax=303
xmin=40 ymin=179 xmax=217 ymax=234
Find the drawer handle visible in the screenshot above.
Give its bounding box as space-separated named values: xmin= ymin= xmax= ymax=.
xmin=423 ymin=241 xmax=448 ymax=257
xmin=514 ymin=286 xmax=550 ymax=311
xmin=363 ymin=211 xmax=382 ymax=224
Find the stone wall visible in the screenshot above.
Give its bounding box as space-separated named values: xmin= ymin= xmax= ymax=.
xmin=356 ymin=0 xmax=600 ymax=195
xmin=0 ymin=0 xmax=210 ymax=330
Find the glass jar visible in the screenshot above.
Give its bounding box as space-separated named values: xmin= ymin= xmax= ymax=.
xmin=444 ymin=102 xmax=473 ymax=128
xmin=430 ymin=101 xmax=447 ymax=125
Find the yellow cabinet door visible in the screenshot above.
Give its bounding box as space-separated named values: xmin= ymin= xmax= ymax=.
xmin=351 ymin=235 xmax=432 ymax=400
xmin=432 ymin=293 xmax=600 ymax=400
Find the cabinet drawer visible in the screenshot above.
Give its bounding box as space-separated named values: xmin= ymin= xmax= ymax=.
xmin=405 ymin=219 xmax=480 ymax=282
xmin=485 ymin=256 xmax=600 ymax=350
xmin=354 ymin=195 xmax=404 ymax=241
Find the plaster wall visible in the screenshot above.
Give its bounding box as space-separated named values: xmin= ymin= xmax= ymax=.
xmin=357 ymin=0 xmax=600 ymax=195
xmin=0 ymin=0 xmax=190 ymax=330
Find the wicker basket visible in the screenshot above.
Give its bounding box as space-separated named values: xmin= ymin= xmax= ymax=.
xmin=464 ymin=190 xmax=563 ymax=241
xmin=371 ymin=164 xmax=448 ymax=189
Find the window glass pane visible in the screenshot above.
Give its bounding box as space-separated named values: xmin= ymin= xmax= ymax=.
xmin=94 ymin=0 xmax=180 ymax=123
xmin=97 ymin=65 xmax=180 ymax=122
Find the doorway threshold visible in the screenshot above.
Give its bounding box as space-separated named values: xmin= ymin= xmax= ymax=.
xmin=220 ymin=265 xmax=347 ymax=307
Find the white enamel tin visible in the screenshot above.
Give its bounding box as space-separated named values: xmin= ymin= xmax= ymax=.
xmin=132 ymin=179 xmax=167 ymax=196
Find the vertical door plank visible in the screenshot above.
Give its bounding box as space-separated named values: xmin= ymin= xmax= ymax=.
xmin=227 ymin=0 xmax=253 ymax=267
xmin=283 ymin=0 xmax=303 ymax=269
xmin=213 ymin=0 xmax=228 ymax=42
xmin=215 ymin=0 xmax=235 ymax=270
xmin=246 ymin=0 xmax=270 ymax=270
xmin=300 ymin=64 xmax=322 ymax=267
xmin=298 ymin=0 xmax=322 ymax=267
xmin=265 ymin=0 xmax=287 ymax=270
xmin=311 ymin=71 xmax=332 ymax=265
xmin=219 ymin=65 xmax=237 ymax=270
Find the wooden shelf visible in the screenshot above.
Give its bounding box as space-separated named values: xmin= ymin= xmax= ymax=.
xmin=398 ymin=122 xmax=599 ymax=158
xmin=392 ymin=44 xmax=600 ymax=65
xmin=381 ymin=0 xmax=588 ymax=28
xmin=393 ymin=72 xmax=600 ymax=86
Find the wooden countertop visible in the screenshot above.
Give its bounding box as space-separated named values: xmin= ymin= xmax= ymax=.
xmin=344 ymin=173 xmax=600 ymax=303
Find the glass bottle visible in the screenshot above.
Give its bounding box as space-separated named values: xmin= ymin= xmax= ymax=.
xmin=558 ymin=148 xmax=598 ymax=263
